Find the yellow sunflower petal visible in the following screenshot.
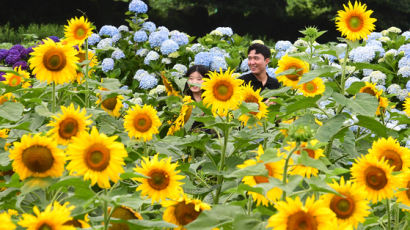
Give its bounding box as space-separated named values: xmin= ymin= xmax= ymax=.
xmin=275 ymin=55 xmax=309 ymax=89
xmin=124 ymin=104 xmax=162 ymax=141
xmin=64 ymin=16 xmax=93 ymax=46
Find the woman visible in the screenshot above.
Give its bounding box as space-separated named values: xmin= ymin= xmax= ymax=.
xmin=183 ymin=65 xmax=209 ymax=102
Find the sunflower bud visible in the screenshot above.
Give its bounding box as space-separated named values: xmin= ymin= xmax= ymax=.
xmin=288 ymin=124 xmax=315 ymax=142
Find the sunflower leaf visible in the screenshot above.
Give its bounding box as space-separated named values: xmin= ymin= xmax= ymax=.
xmin=298 ymin=66 xmax=339 ymax=85
xmin=356 ymin=115 xmax=394 ymax=138
xmin=347 ymin=93 xmax=378 ymax=116
xmin=0 ymin=102 xmax=24 ymax=122
xmin=315 ymin=114 xmax=346 ymax=142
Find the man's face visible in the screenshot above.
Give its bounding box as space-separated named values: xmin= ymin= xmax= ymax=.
xmin=248 ymin=50 xmax=270 ymax=76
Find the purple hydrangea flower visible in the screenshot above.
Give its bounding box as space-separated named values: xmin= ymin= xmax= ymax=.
xmin=21 ymin=46 xmax=34 ymax=59
xmin=0 ymin=72 xmax=5 ymax=81
xmin=9 ymin=44 xmax=25 ymax=55
xmin=48 ymin=36 xmax=60 ymax=42
xmin=13 ymin=61 xmax=28 ymax=70
xmin=5 ymin=50 xmax=21 ymax=65
xmin=0 ymin=49 xmax=9 ymax=60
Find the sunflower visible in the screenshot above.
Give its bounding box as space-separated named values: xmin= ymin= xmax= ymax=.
xmin=284 ymin=140 xmax=325 ymax=178
xmin=63 ymin=215 xmax=90 ymax=229
xmin=321 ymin=177 xmax=370 ymax=229
xmin=107 ymin=206 xmax=143 ymax=230
xmin=162 ymin=194 xmax=211 ymax=229
xmin=9 ymin=134 xmax=65 ymax=180
xmin=161 ymin=72 xmax=180 ymax=97
xmin=29 ymin=38 xmax=79 ymax=85
xmin=124 ymin=104 xmax=161 ymax=141
xmin=167 ymin=96 xmax=194 ymax=135
xmin=279 ymin=117 xmax=296 ymax=137
xmin=276 ymin=55 xmax=309 ymax=89
xmin=97 ymin=95 xmax=124 ymax=117
xmin=298 ymin=78 xmax=325 ymax=97
xmin=0 ymin=212 xmax=15 ymax=230
xmin=66 ymin=127 xmax=128 ymax=188
xmin=335 ymin=1 xmax=377 ymax=41
xmin=0 ymin=93 xmax=15 ymax=105
xmin=395 ymin=171 xmax=410 ymax=207
xmin=236 ymin=145 xmax=284 ymax=206
xmin=267 ymin=196 xmax=336 ymax=230
xmin=202 ymin=68 xmax=244 ymax=117
xmin=0 ymin=129 xmax=10 ymax=139
xmin=376 ymin=96 xmax=388 ymax=115
xmin=368 ymin=137 xmax=410 ymax=172
xmin=404 ymin=96 xmax=410 ymax=117
xmin=134 ymin=154 xmax=185 ymax=203
xmin=359 ymin=82 xmax=381 ymax=98
xmin=350 ymin=154 xmax=397 ymax=203
xmin=238 ymin=83 xmax=268 ymax=126
xmin=2 ymin=66 xmax=31 ymax=88
xmin=75 ymin=49 xmax=98 ymax=84
xmin=64 ymin=16 xmax=93 ymax=46
xmin=18 ymin=202 xmax=75 ymax=230
xmin=47 ymin=103 xmax=92 ymax=145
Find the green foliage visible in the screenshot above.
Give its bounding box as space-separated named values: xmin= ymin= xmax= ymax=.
xmin=0 ymin=23 xmax=64 ymax=44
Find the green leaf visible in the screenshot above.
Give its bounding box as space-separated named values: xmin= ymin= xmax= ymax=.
xmin=0 ymin=151 xmax=10 ymax=167
xmin=34 ymin=104 xmax=53 ymax=117
xmin=49 ymin=176 xmax=95 ymax=200
xmin=356 ymin=115 xmax=390 ymax=138
xmin=126 ymin=219 xmax=177 ymax=228
xmin=298 ymin=66 xmax=339 ymax=85
xmin=332 ymin=92 xmax=348 ymax=106
xmin=351 ymin=62 xmax=395 ymax=75
xmin=226 ymin=163 xmax=268 ymax=179
xmin=285 ymin=96 xmax=320 ymax=114
xmin=315 ymin=114 xmax=345 ymax=142
xmin=347 ymin=93 xmax=378 ymax=116
xmin=346 ymin=81 xmax=365 ymax=95
xmin=305 ymin=177 xmax=338 ymax=194
xmin=297 ymin=151 xmax=329 ymax=173
xmin=261 ymin=86 xmax=291 ymax=98
xmin=185 ymin=205 xmax=244 ymax=230
xmin=120 ymin=172 xmax=149 ymax=180
xmin=232 ymin=215 xmax=266 ymax=230
xmin=0 ymin=102 xmax=24 ymax=121
xmin=20 ymin=177 xmax=54 ymax=194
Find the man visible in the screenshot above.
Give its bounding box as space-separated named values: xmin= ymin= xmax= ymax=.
xmin=239 ymin=43 xmax=280 ymax=92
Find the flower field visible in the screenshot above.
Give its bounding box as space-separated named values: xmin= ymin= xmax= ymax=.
xmin=0 ymin=0 xmax=410 ymax=229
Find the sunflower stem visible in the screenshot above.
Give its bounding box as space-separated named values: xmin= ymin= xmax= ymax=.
xmin=214 ymin=125 xmax=230 ymax=204
xmin=340 ymin=44 xmax=349 ymax=97
xmin=103 ymin=189 xmax=109 ymax=230
xmin=84 ymin=39 xmax=90 ymax=108
xmin=247 ymin=195 xmax=253 ymax=215
xmin=386 ymin=199 xmax=392 ymax=230
xmin=281 ymin=143 xmax=299 ymax=200
xmin=52 ymin=82 xmax=56 ymax=113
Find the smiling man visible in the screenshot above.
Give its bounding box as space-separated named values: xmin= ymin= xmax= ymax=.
xmin=239 ymin=43 xmax=280 ymax=92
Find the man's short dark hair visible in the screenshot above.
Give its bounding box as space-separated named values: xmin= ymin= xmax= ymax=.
xmin=247 ymin=43 xmax=271 ymax=59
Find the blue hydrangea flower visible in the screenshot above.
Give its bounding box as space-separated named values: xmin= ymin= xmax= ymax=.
xmin=136 ymin=48 xmax=149 ymax=57
xmin=387 ymin=84 xmax=401 ymax=94
xmin=398 ymin=44 xmax=410 ymax=57
xmin=367 ymin=45 xmax=385 ymax=57
xmin=397 ymin=89 xmax=409 ymax=101
xmin=215 ymin=27 xmax=233 ymax=36
xmin=345 ymin=77 xmax=361 ymax=89
xmin=112 ymin=33 xmax=121 ymax=43
xmin=194 ymin=52 xmax=213 ymax=67
xmin=97 ymin=38 xmax=113 ymax=49
xmin=266 ymin=67 xmax=277 ymax=78
xmin=160 ymin=39 xmax=179 ymax=55
xmin=144 ymin=51 xmax=160 ymax=65
xmin=398 ymin=56 xmax=410 ymax=68
xmin=366 ymin=39 xmax=382 ymax=47
xmin=210 ymin=47 xmax=229 ymax=58
xmin=376 ymin=85 xmax=386 ymax=91
xmin=129 ymin=0 xmax=148 ymax=14
xmin=158 ymin=26 xmax=169 ymax=34
xmin=118 ymin=25 xmax=129 ymax=32
xmin=240 ymin=58 xmax=249 ymax=72
xmin=369 ymin=71 xmax=386 ymax=85
xmin=402 ymin=31 xmax=410 ymax=40
xmin=111 ymin=49 xmax=125 ymax=60
xmin=134 ymin=69 xmax=148 ymax=80
xmin=275 ymin=51 xmax=286 ymax=59
xmin=275 ymin=40 xmax=292 ymax=51
xmin=102 ymin=58 xmax=114 ymax=72
xmin=99 ymin=25 xmax=119 ymax=37
xmin=366 ymin=32 xmax=382 ymax=41
xmin=142 ymin=21 xmax=156 ymax=33
xmin=139 ymin=73 xmax=158 ymax=89
xmin=148 ymin=30 xmax=168 ymax=48
xmin=349 ymin=46 xmax=375 ymax=63
xmin=88 ymin=33 xmax=101 ymax=46
xmin=171 ymin=64 xmax=187 ymax=77
xmin=210 ymin=56 xmax=227 ymax=71
xmin=171 ymin=32 xmax=189 ymax=46
xmin=133 ymin=30 xmax=148 ymax=42
xmin=398 ymin=66 xmax=410 ymax=78
xmin=406 ymin=80 xmax=410 ymax=91
xmin=190 ymin=43 xmax=204 ymax=53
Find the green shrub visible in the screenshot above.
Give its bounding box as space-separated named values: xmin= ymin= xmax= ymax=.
xmin=0 ymin=23 xmax=64 ymax=44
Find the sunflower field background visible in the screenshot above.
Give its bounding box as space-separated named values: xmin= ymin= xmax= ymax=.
xmin=0 ymin=0 xmax=410 ymax=229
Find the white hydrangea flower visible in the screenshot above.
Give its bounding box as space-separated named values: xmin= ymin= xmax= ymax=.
xmin=387 ymin=27 xmax=402 ymax=34
xmin=378 ymin=36 xmax=391 ymax=43
xmin=369 ymin=71 xmax=386 ymax=85
xmin=129 ymin=97 xmax=143 ymax=105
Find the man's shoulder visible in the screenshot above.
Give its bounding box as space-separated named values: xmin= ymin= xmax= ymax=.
xmin=239 ymin=72 xmax=255 ymax=80
xmin=266 ymin=76 xmax=280 ymax=89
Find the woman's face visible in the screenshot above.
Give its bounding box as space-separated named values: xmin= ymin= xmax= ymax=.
xmin=188 ymin=71 xmax=204 ymax=93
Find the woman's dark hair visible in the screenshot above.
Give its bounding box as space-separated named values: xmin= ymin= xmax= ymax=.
xmin=248 ymin=43 xmax=271 ymax=59
xmin=183 ymin=65 xmax=210 ymax=98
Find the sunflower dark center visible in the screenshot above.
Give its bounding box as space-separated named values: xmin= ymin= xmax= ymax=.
xmin=58 ymin=117 xmax=79 ymax=140
xmin=361 ymin=87 xmax=377 ymax=96
xmin=304 ymin=82 xmax=317 ymax=93
xmin=406 ymin=181 xmax=410 ymax=199
xmin=76 ymin=52 xmax=86 ymax=63
xmin=174 ymin=202 xmax=201 ymax=226
xmin=133 ymin=114 xmax=153 ymax=132
xmin=75 ymin=26 xmax=87 ymax=39
xmin=183 ymin=106 xmax=193 ymax=123
xmin=364 ymin=166 xmax=388 ymax=190
xmin=85 ymin=144 xmax=110 ymax=171
xmin=64 ymin=219 xmax=82 ymax=227
xmin=244 ymin=95 xmax=259 ymax=115
xmin=296 ymin=148 xmax=316 ymax=158
xmin=330 ymin=195 xmax=355 ymax=219
xmin=43 ymin=48 xmax=67 ymax=71
xmin=148 ymin=170 xmax=170 ymax=190
xmin=102 ymin=97 xmax=117 ymax=111
xmin=213 ymin=81 xmax=233 ymax=101
xmin=287 ymin=210 xmax=318 ymax=230
xmin=22 ymin=145 xmax=54 ymax=173
xmin=380 ymin=150 xmax=403 ymax=171
xmin=9 ymin=75 xmax=21 ymax=87
xmin=38 ymin=223 xmax=52 ymax=230
xmin=348 ymin=16 xmax=363 ymax=31
xmin=286 ymin=65 xmax=303 ymax=81
xmin=109 ymin=206 xmax=140 ymax=230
